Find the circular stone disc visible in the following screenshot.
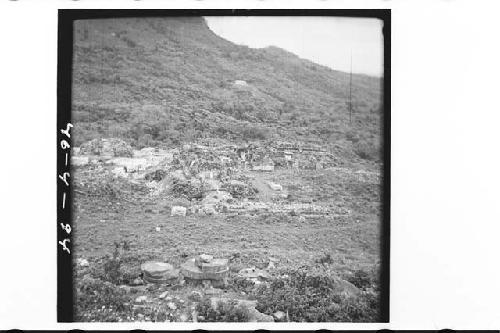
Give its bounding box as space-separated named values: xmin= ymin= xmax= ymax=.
xmin=181 ymin=258 xmax=229 ymax=280
xmin=141 ymin=261 xmax=174 ymax=275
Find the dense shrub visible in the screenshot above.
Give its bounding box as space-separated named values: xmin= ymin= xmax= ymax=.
xmin=315 ymin=253 xmax=334 ymax=265
xmin=121 ymin=35 xmax=137 ymax=48
xmin=354 ymin=140 xmax=381 ymax=161
xmin=345 ymin=130 xmax=360 ymax=143
xmin=170 ymin=179 xmax=204 ymax=199
xmin=75 ymin=276 xmax=133 ymax=322
xmin=227 ymin=275 xmax=258 ymax=294
xmin=102 ymin=243 xmax=122 ymax=284
xmin=238 ymin=126 xmax=270 ymax=141
xmin=346 ymin=269 xmax=373 ymax=290
xmin=99 ymin=242 xmax=137 ymax=285
xmin=252 ymin=268 xmax=380 ymax=322
xmin=213 ymin=125 xmax=231 ymax=137
xmin=196 ymin=297 xmax=250 ymax=322
xmin=137 ymin=133 xmax=155 ymax=149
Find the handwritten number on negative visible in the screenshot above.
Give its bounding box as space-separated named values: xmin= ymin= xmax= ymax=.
xmin=59 ymin=238 xmax=70 ymax=254
xmin=60 ymin=223 xmax=71 ymax=234
xmin=59 ymin=172 xmax=70 ymax=186
xmin=60 ymin=123 xmax=73 ymax=138
xmin=60 ymin=140 xmax=70 ymax=150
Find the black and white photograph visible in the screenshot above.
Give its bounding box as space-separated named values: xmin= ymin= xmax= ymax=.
xmin=62 ymin=10 xmax=390 ymax=323
xmin=4 ymin=0 xmax=500 ymax=330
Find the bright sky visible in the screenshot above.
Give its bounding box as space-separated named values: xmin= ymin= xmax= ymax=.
xmin=205 ymin=16 xmax=384 ymax=77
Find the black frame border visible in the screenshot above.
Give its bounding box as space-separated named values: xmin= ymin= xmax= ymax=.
xmin=57 ymin=8 xmax=391 ymax=324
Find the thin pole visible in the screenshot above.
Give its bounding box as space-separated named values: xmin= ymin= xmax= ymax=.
xmin=349 ymin=50 xmax=353 ymax=124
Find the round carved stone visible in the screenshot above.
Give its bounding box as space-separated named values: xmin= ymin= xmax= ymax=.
xmin=141 ymin=261 xmax=178 ymax=283
xmin=180 ymin=258 xmax=229 ymax=281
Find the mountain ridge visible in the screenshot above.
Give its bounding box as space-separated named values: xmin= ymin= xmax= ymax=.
xmin=72 ymin=17 xmax=383 ymax=163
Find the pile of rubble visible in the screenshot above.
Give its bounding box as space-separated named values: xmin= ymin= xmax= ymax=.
xmin=172 ymin=144 xmax=238 ymax=174
xmin=72 ymin=139 xmax=343 ymax=216
xmin=73 ymin=164 xmax=150 ymax=202
xmin=170 ymin=177 xmax=204 ymax=199
xmin=74 ymin=138 xmax=346 ymax=182
xmin=222 ymin=201 xmax=331 ymax=216
xmin=221 ymin=179 xmax=257 ymax=198
xmin=206 ymin=298 xmax=274 ymax=322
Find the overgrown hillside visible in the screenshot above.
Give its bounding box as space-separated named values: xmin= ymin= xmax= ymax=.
xmin=72 ymin=17 xmax=383 ymax=162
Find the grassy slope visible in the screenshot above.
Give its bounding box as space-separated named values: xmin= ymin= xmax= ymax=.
xmin=72 ymin=17 xmax=383 ymax=162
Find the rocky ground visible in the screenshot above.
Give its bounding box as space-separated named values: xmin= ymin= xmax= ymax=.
xmin=72 ymin=138 xmax=383 ymax=322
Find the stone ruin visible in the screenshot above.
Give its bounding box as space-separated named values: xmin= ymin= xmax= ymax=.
xmin=180 ymin=254 xmax=229 ymax=288
xmin=141 ymin=261 xmax=180 ymax=284
xmin=140 ymin=254 xmax=230 ymax=288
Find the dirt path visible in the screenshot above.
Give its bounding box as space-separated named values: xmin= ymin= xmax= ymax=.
xmin=250 ymin=173 xmax=275 ymax=202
